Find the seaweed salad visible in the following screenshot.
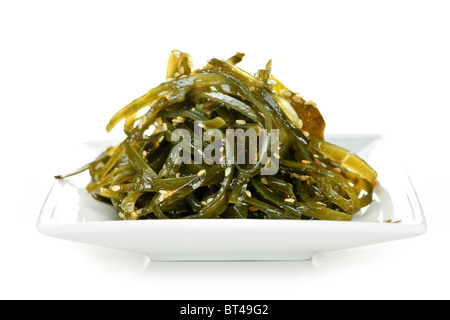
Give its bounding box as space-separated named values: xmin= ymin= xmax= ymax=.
xmin=57 ymin=50 xmax=377 ymax=221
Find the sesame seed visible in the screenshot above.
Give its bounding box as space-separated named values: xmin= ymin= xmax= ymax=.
xmin=159 ymin=194 xmax=165 ymax=202
xmin=197 ymin=169 xmax=206 ymax=176
xmin=245 ymin=190 xmax=252 ymax=198
xmin=210 ymin=86 xmax=217 ymax=92
xmin=164 ymin=190 xmax=175 ymax=199
xmin=219 ymin=156 xmax=226 ymax=164
xmin=305 ymin=100 xmax=317 ymax=107
xmin=142 ymin=150 xmax=148 ymax=158
xmin=283 ymin=91 xmax=293 ymax=98
xmin=110 ymin=186 xmax=120 ymax=192
xmin=201 ymin=201 xmax=208 ymax=206
xmin=292 ymin=94 xmax=303 ymax=104
xmin=235 ymin=119 xmax=246 ymax=125
xmin=158 ymin=135 xmax=165 ymax=143
xmin=159 ymin=190 xmax=168 ymax=195
xmin=248 ymin=206 xmax=258 ymax=212
xmin=118 ymin=212 xmax=125 ymax=219
xmin=284 ymin=198 xmax=295 ymax=203
xmin=207 ymin=197 xmax=214 ymax=203
xmin=131 ymin=211 xmax=138 ymax=220
xmin=332 ymin=167 xmax=342 ymax=174
xmin=179 ymin=66 xmax=185 ymax=76
xmin=314 ymin=158 xmax=325 ymax=167
xmin=225 ymin=167 xmax=231 ymax=177
xmin=176 ymin=173 xmax=180 ymax=178
xmin=301 ymin=160 xmax=311 ymax=164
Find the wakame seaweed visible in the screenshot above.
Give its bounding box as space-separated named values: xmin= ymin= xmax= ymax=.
xmin=57 ymin=50 xmax=377 ymax=221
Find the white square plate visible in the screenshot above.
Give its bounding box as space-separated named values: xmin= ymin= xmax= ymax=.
xmin=37 ymin=135 xmax=426 ymax=261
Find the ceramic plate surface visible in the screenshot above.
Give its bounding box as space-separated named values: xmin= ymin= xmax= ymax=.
xmin=37 ymin=135 xmax=426 ymax=261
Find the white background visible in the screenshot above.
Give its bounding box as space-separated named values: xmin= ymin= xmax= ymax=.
xmin=1 ymin=0 xmax=449 ymax=300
